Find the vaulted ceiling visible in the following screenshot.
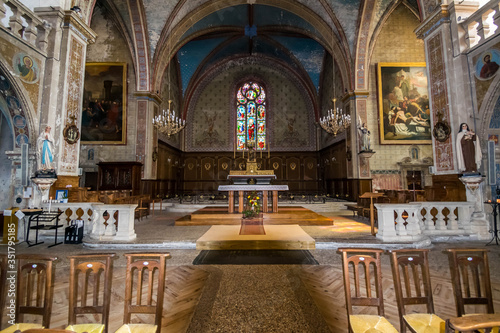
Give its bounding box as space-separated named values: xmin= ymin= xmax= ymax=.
xmin=93 ymin=0 xmax=421 ymax=95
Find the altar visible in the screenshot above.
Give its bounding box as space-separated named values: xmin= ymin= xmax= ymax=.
xmin=218 ymin=184 xmax=289 ymax=213
xmin=218 ymin=142 xmax=288 ymax=213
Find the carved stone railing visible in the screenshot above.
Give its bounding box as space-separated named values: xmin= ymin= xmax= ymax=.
xmin=0 ymin=0 xmax=51 ymax=52
xmin=458 ymin=0 xmax=500 ymax=52
xmin=375 ymin=202 xmax=476 ymax=242
xmin=40 ymin=202 xmax=137 ymax=242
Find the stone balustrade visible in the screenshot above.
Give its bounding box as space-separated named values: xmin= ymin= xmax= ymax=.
xmin=458 ymin=0 xmax=500 ymax=52
xmin=39 ymin=202 xmax=137 ymax=242
xmin=375 ymin=202 xmax=476 ymax=242
xmin=0 ymin=0 xmax=51 ymax=52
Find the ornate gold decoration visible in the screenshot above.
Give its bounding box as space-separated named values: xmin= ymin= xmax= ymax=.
xmin=63 ymin=115 xmax=80 ymax=144
xmin=307 ymin=162 xmax=314 ymax=170
xmin=222 ymin=162 xmax=228 ymax=170
xmin=204 ymin=163 xmax=211 ymax=170
xmin=188 ymin=163 xmax=194 ymax=170
xmin=273 ymin=162 xmax=279 ymax=170
xmin=290 ymin=162 xmax=297 ymax=170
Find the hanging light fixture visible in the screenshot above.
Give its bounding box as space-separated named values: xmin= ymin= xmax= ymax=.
xmin=320 ymin=97 xmax=351 ymax=136
xmin=320 ymin=37 xmax=351 ymax=136
xmin=152 ymin=39 xmax=185 ymax=137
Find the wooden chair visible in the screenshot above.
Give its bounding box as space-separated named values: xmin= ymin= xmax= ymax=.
xmin=0 ymin=254 xmax=7 ymax=329
xmin=65 ymin=254 xmax=116 ymax=333
xmin=388 ymin=249 xmax=444 ymax=332
xmin=23 ymin=328 xmax=77 ymax=333
xmin=338 ymin=248 xmax=398 ymax=333
xmin=445 ymin=248 xmax=499 ymax=333
xmin=0 ymin=254 xmax=57 ymax=333
xmin=115 ymin=253 xmax=171 ymax=333
xmin=135 ymin=199 xmax=148 ymax=221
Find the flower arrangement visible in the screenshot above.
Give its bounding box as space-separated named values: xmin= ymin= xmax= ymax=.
xmin=243 ymin=191 xmax=261 ymax=218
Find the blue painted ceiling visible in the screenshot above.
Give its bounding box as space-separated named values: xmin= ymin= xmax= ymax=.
xmin=176 ymin=4 xmax=327 ymax=96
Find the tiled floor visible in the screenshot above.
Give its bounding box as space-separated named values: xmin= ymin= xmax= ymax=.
xmin=4 ymin=208 xmax=500 ymax=332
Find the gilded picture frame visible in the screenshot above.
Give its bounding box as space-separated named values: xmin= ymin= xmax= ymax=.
xmin=81 ymin=62 xmax=127 ymax=144
xmin=377 ymin=62 xmax=431 ymax=145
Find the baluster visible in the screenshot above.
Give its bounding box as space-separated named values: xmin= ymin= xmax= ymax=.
xmin=493 ymin=5 xmax=500 ymax=33
xmin=424 ymin=205 xmax=435 ymax=231
xmin=447 ymin=205 xmax=458 ymax=230
xmin=0 ymin=2 xmax=6 ymax=25
xmin=7 ymin=3 xmax=23 ymax=37
xmin=435 ymin=205 xmax=446 ymax=230
xmin=406 ymin=208 xmax=420 ymax=235
xmin=475 ymin=19 xmax=485 ymax=42
xmin=22 ymin=14 xmax=37 ymax=45
xmin=396 ymin=208 xmax=407 ymax=236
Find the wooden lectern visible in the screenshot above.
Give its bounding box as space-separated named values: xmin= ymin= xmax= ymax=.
xmin=359 ymin=192 xmax=384 ymax=236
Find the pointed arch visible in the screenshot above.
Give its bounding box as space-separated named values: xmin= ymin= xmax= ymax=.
xmin=152 ymin=0 xmax=352 ymax=96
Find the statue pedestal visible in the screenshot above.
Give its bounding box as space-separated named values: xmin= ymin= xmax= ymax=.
xmin=31 ymin=176 xmax=57 ymax=208
xmin=460 ymin=175 xmax=490 ymax=240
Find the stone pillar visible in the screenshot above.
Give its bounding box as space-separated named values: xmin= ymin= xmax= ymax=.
xmin=134 ymin=93 xmax=162 ymax=179
xmin=415 ymin=3 xmax=478 ymax=175
xmin=34 ymin=8 xmax=96 ymax=181
xmin=460 ymin=176 xmax=489 ymax=240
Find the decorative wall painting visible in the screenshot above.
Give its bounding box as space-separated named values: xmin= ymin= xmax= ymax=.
xmin=12 ymin=53 xmax=39 ymax=84
xmin=81 ymin=63 xmax=127 ymax=144
xmin=475 ymin=49 xmax=500 ymax=80
xmin=377 ymin=62 xmax=431 ymax=145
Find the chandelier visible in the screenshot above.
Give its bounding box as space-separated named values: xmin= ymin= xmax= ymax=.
xmin=320 ymin=97 xmax=351 ymax=136
xmin=152 ymin=100 xmax=185 ymax=137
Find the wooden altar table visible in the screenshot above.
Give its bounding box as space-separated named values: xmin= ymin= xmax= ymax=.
xmin=218 ymin=185 xmax=289 ymax=213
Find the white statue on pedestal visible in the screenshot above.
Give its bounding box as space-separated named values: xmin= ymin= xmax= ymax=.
xmin=36 ymin=126 xmax=55 ymax=170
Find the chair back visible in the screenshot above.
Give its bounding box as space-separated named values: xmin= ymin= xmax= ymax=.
xmin=388 ymin=249 xmax=434 ymax=332
xmin=0 ymin=253 xmax=7 ymax=328
xmin=446 ymin=248 xmax=494 ymax=316
xmin=338 ymin=248 xmax=385 ymax=321
xmin=68 ymin=253 xmax=116 ymax=333
xmin=123 ymin=253 xmax=171 ymax=333
xmin=16 ymin=254 xmax=58 ymax=328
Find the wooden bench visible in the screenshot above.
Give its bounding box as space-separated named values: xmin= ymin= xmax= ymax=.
xmin=345 ymin=204 xmax=363 ymax=217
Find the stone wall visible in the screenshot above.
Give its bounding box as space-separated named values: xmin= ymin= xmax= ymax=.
xmin=80 ymin=5 xmax=137 ymax=169
xmin=185 ymin=58 xmax=316 ymax=152
xmin=367 ymin=4 xmax=432 ymax=189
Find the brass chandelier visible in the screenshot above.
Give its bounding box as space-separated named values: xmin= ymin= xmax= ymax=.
xmin=153 ymin=100 xmax=185 ymax=137
xmin=319 ymin=97 xmax=351 ymax=136
xmin=153 ymin=39 xmax=185 ymax=137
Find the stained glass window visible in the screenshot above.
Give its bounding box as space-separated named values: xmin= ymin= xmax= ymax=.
xmin=236 ymin=82 xmax=266 ymax=150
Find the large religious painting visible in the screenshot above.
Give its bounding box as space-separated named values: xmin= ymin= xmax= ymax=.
xmin=81 ymin=63 xmax=127 ymax=144
xmin=377 ymin=62 xmax=431 ymax=145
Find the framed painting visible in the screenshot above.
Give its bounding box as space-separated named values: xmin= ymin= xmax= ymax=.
xmin=377 ymin=62 xmax=431 ymax=145
xmin=81 ymin=62 xmax=127 ymax=144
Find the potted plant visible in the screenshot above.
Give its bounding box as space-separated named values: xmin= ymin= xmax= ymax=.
xmin=242 ymin=191 xmax=261 ymax=218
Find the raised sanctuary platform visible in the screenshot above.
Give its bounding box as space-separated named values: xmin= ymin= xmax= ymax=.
xmin=175 ymin=206 xmax=334 ymax=226
xmin=196 ymin=224 xmax=316 ymax=250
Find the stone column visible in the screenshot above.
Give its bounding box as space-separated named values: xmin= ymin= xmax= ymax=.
xmin=134 ymin=93 xmax=162 ymax=179
xmin=460 ymin=176 xmax=490 ymax=240
xmin=34 ymin=8 xmax=96 ymax=182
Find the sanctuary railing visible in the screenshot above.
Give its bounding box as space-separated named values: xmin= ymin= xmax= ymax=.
xmin=375 ymin=202 xmax=476 ymax=242
xmin=455 ymin=0 xmax=500 ymax=52
xmin=31 ymin=202 xmax=138 ymax=242
xmin=0 ymin=0 xmax=51 ymax=53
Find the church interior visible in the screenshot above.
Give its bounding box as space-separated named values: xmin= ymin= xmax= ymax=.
xmin=2 ymin=0 xmax=500 ymax=332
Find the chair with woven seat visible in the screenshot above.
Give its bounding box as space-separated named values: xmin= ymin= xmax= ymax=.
xmin=388 ymin=249 xmax=444 ymax=333
xmin=338 ymin=248 xmax=398 ymax=333
xmin=114 ymin=253 xmax=171 ymax=333
xmin=445 ymin=248 xmax=498 ymax=333
xmin=0 ymin=254 xmax=57 ymax=333
xmin=65 ymin=253 xmax=116 ymax=333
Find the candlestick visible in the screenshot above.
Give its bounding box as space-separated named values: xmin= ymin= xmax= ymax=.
xmin=48 ymin=197 xmax=52 ymax=212
xmin=243 ymin=149 xmax=245 ymax=159
xmin=268 ymin=141 xmax=270 ymax=158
